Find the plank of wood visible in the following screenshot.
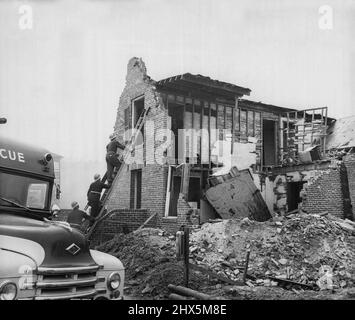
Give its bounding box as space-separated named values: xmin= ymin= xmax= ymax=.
xmin=242 ymin=250 xmax=251 ymax=284
xmin=168 ymin=293 xmax=191 ymax=300
xmin=133 ymin=212 xmax=157 ymax=233
xmin=285 ymin=208 xmax=299 ymax=216
xmin=267 ymin=276 xmax=315 ymax=290
xmin=168 ymin=284 xmax=212 ymax=300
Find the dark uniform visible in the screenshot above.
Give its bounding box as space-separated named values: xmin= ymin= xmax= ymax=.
xmin=106 ymin=140 xmax=125 ymax=184
xmin=87 ymin=179 xmax=109 ymax=219
xmin=67 ymin=208 xmax=94 ymax=231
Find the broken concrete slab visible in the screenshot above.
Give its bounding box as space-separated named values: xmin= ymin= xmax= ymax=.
xmin=205 ymin=167 xmax=272 ymax=221
xmin=200 ymin=199 xmax=220 ymax=223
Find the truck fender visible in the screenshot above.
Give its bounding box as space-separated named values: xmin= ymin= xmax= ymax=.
xmin=0 ymin=235 xmax=45 ymax=266
xmin=0 ymin=249 xmax=37 ymax=280
xmin=90 ymin=249 xmax=124 ymax=271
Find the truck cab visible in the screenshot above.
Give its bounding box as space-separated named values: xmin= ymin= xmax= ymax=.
xmin=0 ymin=137 xmax=124 ymax=300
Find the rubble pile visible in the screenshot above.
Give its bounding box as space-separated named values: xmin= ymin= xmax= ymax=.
xmin=95 ymin=227 xmax=205 ymax=299
xmin=96 ymin=228 xmax=175 ymax=278
xmin=190 ymin=213 xmax=355 ymax=291
xmin=96 ymin=214 xmax=354 ymax=299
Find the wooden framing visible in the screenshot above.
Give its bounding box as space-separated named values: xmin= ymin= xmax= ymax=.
xmin=283 ymin=107 xmax=328 ymax=160
xmin=161 ymin=91 xmax=310 ymax=172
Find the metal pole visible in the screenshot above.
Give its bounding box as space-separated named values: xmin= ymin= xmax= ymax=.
xmin=243 ymin=249 xmax=251 ymax=284
xmin=183 ymin=226 xmax=190 ymax=287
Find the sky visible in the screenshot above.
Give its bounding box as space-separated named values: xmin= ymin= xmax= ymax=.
xmin=0 ymin=0 xmax=354 ymax=207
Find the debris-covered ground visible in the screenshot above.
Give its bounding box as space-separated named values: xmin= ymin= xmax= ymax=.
xmin=96 ymin=214 xmax=355 ymax=300
xmin=96 ymin=228 xmax=207 ymax=299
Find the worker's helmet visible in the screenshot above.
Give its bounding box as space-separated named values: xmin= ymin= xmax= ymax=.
xmin=52 ymin=204 xmax=60 ymax=212
xmin=109 ymin=133 xmax=117 ymax=141
xmin=94 ymin=173 xmax=101 ymax=181
xmin=71 ymin=201 xmax=79 ymax=209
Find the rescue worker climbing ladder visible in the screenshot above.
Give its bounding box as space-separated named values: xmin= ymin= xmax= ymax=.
xmin=85 ymin=102 xmax=152 ymax=236
xmin=106 ymin=134 xmax=125 ymax=185
xmin=87 ymin=173 xmax=110 ymax=223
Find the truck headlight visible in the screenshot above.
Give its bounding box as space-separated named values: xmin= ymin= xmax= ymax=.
xmin=0 ymin=282 xmax=17 ymax=300
xmin=107 ymin=272 xmax=121 ymax=291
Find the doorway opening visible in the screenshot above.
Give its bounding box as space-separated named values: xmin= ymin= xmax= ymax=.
xmin=130 ymin=169 xmax=142 ymax=209
xmin=263 ymin=119 xmax=277 ymax=166
xmin=287 ymin=181 xmax=306 ymax=211
xmin=166 ymin=172 xmax=203 ymax=217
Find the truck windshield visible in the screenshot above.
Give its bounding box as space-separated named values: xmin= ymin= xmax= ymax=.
xmin=0 ymin=172 xmax=49 ymax=210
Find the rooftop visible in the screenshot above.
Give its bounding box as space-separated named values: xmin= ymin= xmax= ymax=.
xmin=156 ymin=73 xmax=251 ymax=99
xmin=239 ymin=99 xmax=297 ymax=114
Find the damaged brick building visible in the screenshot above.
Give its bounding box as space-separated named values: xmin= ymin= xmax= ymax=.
xmin=91 ymin=57 xmax=355 ymax=243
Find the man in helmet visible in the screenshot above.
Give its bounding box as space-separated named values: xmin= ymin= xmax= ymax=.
xmin=67 ymin=201 xmax=94 ymax=231
xmin=106 ymin=133 xmax=125 ymax=185
xmin=87 ymin=173 xmax=110 ymax=220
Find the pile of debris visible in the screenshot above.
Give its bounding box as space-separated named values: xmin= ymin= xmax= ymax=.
xmin=95 ymin=228 xmax=205 ymax=299
xmin=189 ymin=213 xmax=355 ymax=291
xmin=96 ymin=214 xmax=354 ymax=299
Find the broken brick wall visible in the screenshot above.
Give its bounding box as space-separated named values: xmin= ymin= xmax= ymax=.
xmin=343 ymin=153 xmax=355 ymax=220
xmin=89 ymin=209 xmax=157 ymax=247
xmin=270 ymin=166 xmax=323 ymax=215
xmin=271 ymin=171 xmax=323 ymax=216
xmin=104 ymin=58 xmax=194 ymax=235
xmin=270 ymin=162 xmax=351 ymax=219
xmin=105 ymin=57 xmax=170 ymax=233
xmin=301 ymin=164 xmax=349 ymax=218
xmin=160 ymin=194 xmax=198 ymax=234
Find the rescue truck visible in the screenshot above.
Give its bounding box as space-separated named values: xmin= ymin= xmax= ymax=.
xmin=0 ymin=137 xmax=124 ymax=300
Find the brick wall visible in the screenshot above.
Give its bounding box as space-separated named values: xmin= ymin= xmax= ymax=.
xmin=343 ymin=153 xmax=355 ymax=220
xmin=108 ymin=58 xmax=168 ymax=202
xmin=104 ymin=57 xmax=176 ymax=237
xmin=89 ymin=209 xmax=157 ymax=247
xmin=270 ymin=162 xmax=351 ymax=219
xmin=301 ymin=164 xmax=348 ymax=219
xmin=272 ymin=170 xmax=324 ymax=215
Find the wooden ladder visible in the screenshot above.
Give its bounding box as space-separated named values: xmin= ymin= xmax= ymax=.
xmin=86 ymin=105 xmax=151 ymax=238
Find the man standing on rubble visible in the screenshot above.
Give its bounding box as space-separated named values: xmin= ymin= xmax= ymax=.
xmin=106 ymin=133 xmax=125 ymax=185
xmin=87 ymin=173 xmax=110 ymax=220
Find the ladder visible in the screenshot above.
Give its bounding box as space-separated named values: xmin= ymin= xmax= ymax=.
xmin=86 ymin=105 xmax=151 ymax=238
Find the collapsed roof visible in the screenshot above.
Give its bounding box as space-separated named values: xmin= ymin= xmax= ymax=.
xmin=326 ymin=116 xmax=355 ymax=150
